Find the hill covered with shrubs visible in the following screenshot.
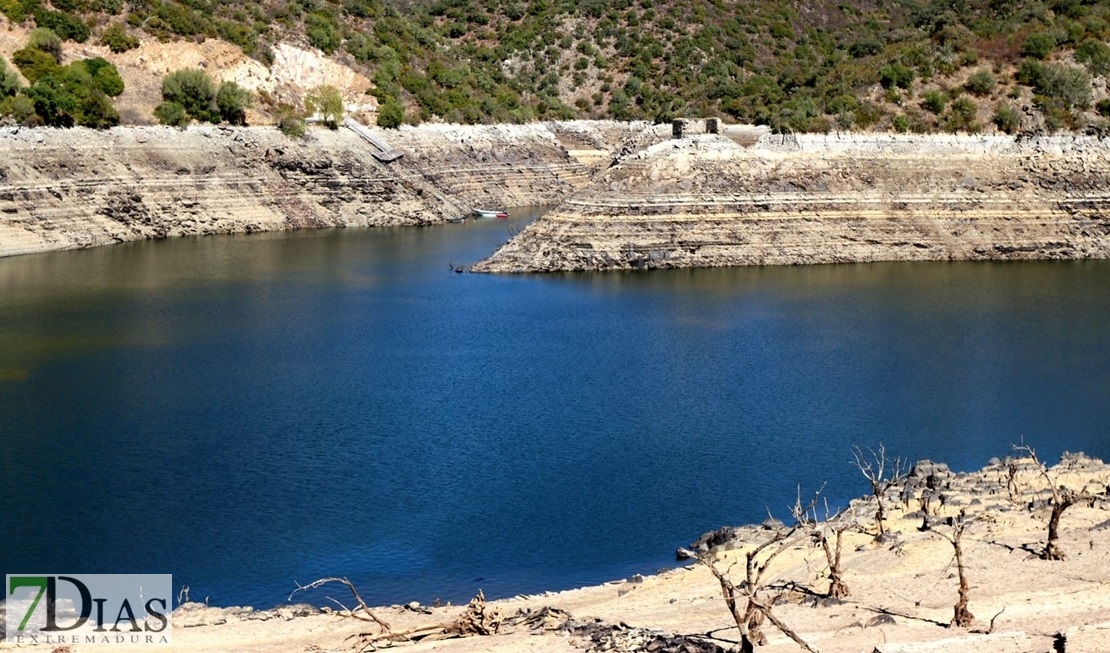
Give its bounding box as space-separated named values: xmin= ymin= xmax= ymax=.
xmin=3 ymin=0 xmax=1110 ymax=132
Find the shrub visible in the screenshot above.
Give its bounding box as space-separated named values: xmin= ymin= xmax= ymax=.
xmin=33 ymin=10 xmax=90 ymax=43
xmin=0 ymin=94 xmax=38 ymax=124
xmin=965 ymin=69 xmax=996 ymax=96
xmin=878 ymin=62 xmax=915 ymax=90
xmin=216 ymin=80 xmax=252 ymax=124
xmin=1075 ymin=38 xmax=1110 ymax=76
xmin=1019 ymin=60 xmax=1092 ymax=110
xmin=1097 ymin=98 xmax=1110 ymax=118
xmin=23 ymin=75 xmax=78 ymax=126
xmin=76 ymin=57 xmax=124 ymax=96
xmin=1021 ymin=31 xmax=1056 ymax=59
xmin=12 ymin=46 xmax=61 ymax=83
xmin=849 ymin=37 xmax=883 ymax=58
xmin=306 ymin=12 xmax=341 ymax=54
xmin=892 ymin=114 xmax=910 ymax=132
xmin=993 ymin=103 xmax=1021 ymax=133
xmin=945 ymin=97 xmax=978 ymax=132
xmin=376 ymin=95 xmax=404 ymax=128
xmin=100 ymin=23 xmax=139 ymax=53
xmin=161 ymin=68 xmax=218 ymax=122
xmin=922 ymin=89 xmax=947 ymax=114
xmin=153 ymin=100 xmax=188 ymax=126
xmin=305 ymin=84 xmax=343 ymax=127
xmin=0 ymin=57 xmax=21 ymax=97
xmin=27 ymin=27 xmax=62 ymax=61
xmin=276 ymin=108 xmax=305 ymax=137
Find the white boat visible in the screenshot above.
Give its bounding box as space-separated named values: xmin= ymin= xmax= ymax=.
xmin=473 ymin=209 xmax=510 ymax=219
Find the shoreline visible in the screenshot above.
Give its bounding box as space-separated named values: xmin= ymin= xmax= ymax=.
xmin=6 ymin=453 xmax=1105 ymax=652
xmin=3 ymin=122 xmax=1110 ymax=271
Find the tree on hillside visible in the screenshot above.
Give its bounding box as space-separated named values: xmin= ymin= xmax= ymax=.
xmin=6 ymin=32 xmax=121 ymax=127
xmin=158 ymin=68 xmax=218 ymax=124
xmin=216 ymin=80 xmax=253 ymax=125
xmin=306 ymin=84 xmax=344 ymax=128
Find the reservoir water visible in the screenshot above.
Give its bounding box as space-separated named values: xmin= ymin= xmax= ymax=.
xmin=1 ymin=209 xmax=1108 ymax=609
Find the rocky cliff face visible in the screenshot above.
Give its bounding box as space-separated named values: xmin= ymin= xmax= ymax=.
xmin=473 ymin=132 xmax=1110 ymax=272
xmin=0 ymin=122 xmax=609 ymax=258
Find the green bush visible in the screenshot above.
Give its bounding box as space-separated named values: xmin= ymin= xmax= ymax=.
xmin=1075 ymin=38 xmax=1110 ymax=76
xmin=0 ymin=58 xmax=22 ymax=97
xmin=100 ymin=23 xmax=139 ymax=53
xmin=993 ymin=103 xmax=1021 ymax=133
xmin=276 ymin=108 xmax=306 ymax=138
xmin=33 ymin=9 xmax=90 ymax=42
xmin=878 ymin=62 xmax=915 ymax=90
xmin=1018 ymin=60 xmax=1092 ymax=110
xmin=1097 ymin=98 xmax=1110 ymax=118
xmin=376 ymin=95 xmax=404 ymax=128
xmin=216 ymin=80 xmax=252 ymax=124
xmin=922 ymin=89 xmax=947 ymax=114
xmin=945 ymin=97 xmax=978 ymax=132
xmin=0 ymin=94 xmax=38 ymax=124
xmin=892 ymin=114 xmax=910 ymax=132
xmin=12 ymin=46 xmax=61 ymax=83
xmin=161 ymin=68 xmax=218 ymax=122
xmin=75 ymin=57 xmax=124 ymax=96
xmin=306 ymin=12 xmax=341 ymax=53
xmin=27 ymin=27 xmax=63 ymax=61
xmin=1021 ymin=31 xmax=1056 ymax=59
xmin=965 ymin=69 xmax=996 ymax=96
xmin=153 ymin=100 xmax=188 ymax=126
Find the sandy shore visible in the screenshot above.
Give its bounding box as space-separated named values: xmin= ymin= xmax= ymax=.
xmin=4 ymin=453 xmax=1106 ymax=653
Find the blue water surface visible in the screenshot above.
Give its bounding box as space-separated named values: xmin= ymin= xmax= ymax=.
xmin=1 ymin=209 xmax=1108 ymax=607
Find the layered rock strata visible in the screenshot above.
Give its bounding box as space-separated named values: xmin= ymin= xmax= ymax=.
xmin=386 ymin=122 xmax=604 ymax=208
xmin=474 ymin=133 xmax=1110 ymax=272
xmin=0 ymin=122 xmax=614 ymax=258
xmin=0 ymin=126 xmax=465 ymax=257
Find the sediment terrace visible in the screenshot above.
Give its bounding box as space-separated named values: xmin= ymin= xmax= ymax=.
xmin=0 ymin=122 xmax=617 ymax=258
xmin=474 ymin=130 xmax=1110 ymax=272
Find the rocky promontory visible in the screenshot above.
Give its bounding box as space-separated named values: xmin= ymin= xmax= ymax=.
xmin=474 ymin=128 xmax=1110 ymax=272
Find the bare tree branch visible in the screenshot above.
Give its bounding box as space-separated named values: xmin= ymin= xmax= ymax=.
xmin=289 ymin=577 xmax=391 ymax=632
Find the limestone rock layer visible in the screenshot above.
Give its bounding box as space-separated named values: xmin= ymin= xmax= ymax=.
xmin=0 ymin=123 xmax=601 ymax=258
xmin=473 ymin=133 xmax=1110 ymax=272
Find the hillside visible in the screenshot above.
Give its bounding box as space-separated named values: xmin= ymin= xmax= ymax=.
xmin=2 ymin=0 xmax=1110 ymax=131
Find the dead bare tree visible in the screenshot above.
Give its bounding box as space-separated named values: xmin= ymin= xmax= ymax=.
xmin=852 ymin=444 xmax=905 ymax=540
xmin=679 ymin=502 xmax=821 ymax=653
xmin=934 ymin=512 xmax=975 ymax=628
xmin=1012 ymin=444 xmax=1100 ymax=560
xmin=793 ymin=493 xmax=856 ymax=600
xmin=289 ymin=577 xmax=391 ymax=633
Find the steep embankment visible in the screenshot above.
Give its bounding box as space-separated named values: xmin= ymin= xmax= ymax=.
xmin=474 ymin=128 xmax=1110 ymax=272
xmin=0 ymin=122 xmax=615 ymax=258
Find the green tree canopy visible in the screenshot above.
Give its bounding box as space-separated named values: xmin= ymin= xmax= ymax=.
xmin=160 ymin=68 xmax=218 ymax=123
xmin=305 ymin=84 xmax=344 ymax=128
xmin=216 ymin=80 xmax=252 ymax=125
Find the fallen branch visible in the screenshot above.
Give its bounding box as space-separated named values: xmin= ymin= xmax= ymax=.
xmin=289 ymin=577 xmax=391 ymax=632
